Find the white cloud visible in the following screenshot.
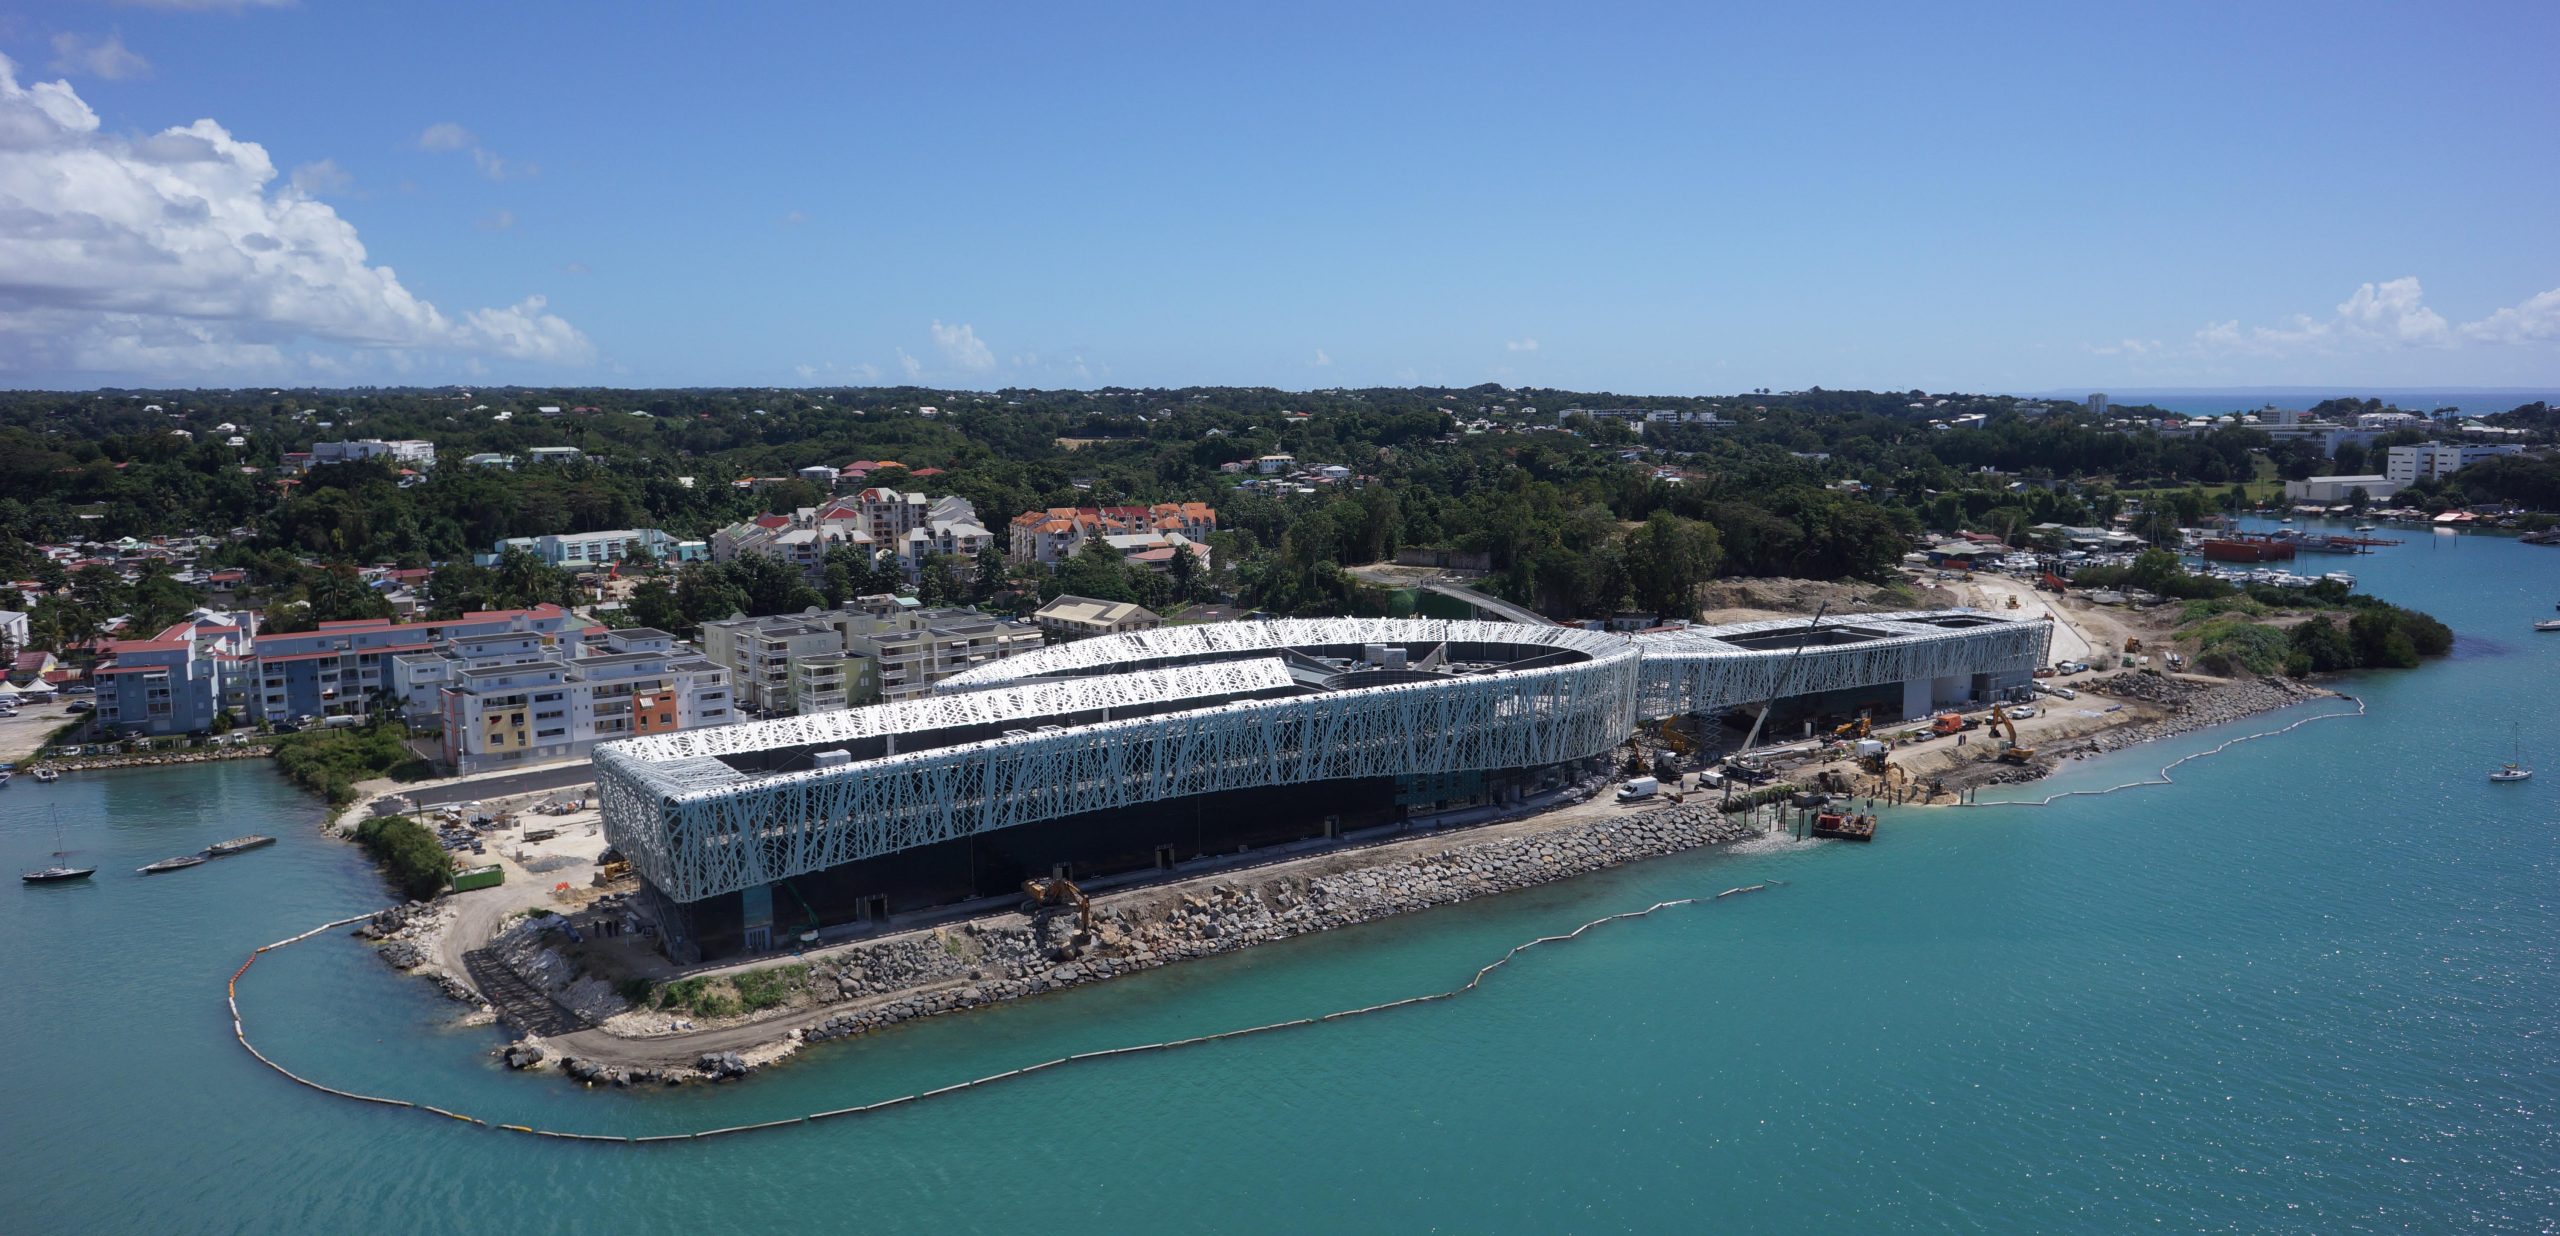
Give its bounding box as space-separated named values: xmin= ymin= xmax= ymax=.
xmin=416 ymin=121 xmax=473 ymax=151
xmin=2191 ymin=277 xmax=2560 ymax=360
xmin=287 ymin=158 xmax=350 ymax=195
xmin=897 ymin=348 xmax=921 ymax=379
xmin=779 ymin=209 xmax=807 ymax=226
xmin=50 ymin=33 xmax=151 ymax=81
xmin=561 ymin=260 xmax=589 ymax=275
xmin=0 ymin=55 xmax=592 ymax=380
xmin=1309 ymin=348 xmax=1332 ymax=367
xmin=2334 ymin=277 xmax=2452 ymax=346
xmin=1504 ymin=337 xmax=1538 ymax=352
xmin=476 ymin=208 xmax=515 ymax=232
xmin=930 ymin=319 xmax=994 ymax=370
xmin=2462 ymin=287 xmax=2560 ymax=345
xmin=2193 ymin=276 xmax=2457 ymax=356
xmin=2087 ymin=338 xmax=2160 ymax=357
xmin=417 ymin=121 xmax=531 ymax=179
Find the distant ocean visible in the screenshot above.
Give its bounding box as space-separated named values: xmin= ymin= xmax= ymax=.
xmin=2025 ymin=389 xmax=2560 ymax=417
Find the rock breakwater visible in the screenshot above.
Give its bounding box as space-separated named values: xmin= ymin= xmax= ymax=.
xmin=2069 ymin=672 xmax=2330 ymax=759
xmin=553 ymin=801 xmax=1764 ymax=1083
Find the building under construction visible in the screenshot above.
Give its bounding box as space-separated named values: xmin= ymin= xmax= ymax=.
xmin=594 ymin=613 xmax=2045 ymax=959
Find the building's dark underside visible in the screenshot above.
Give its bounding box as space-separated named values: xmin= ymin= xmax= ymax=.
xmin=654 ymin=760 xmax=1580 ymax=961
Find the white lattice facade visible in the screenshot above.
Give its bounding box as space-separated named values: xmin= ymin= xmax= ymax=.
xmin=597 ymin=613 xmax=2046 ymax=912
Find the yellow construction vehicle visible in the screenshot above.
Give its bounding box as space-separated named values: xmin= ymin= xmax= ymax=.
xmin=1020 ymin=876 xmax=1094 ymax=932
xmin=1651 ymin=717 xmax=1696 ymax=756
xmin=1989 ymin=703 xmax=2034 ymax=764
xmin=2124 ymin=637 xmax=2143 ymax=654
xmin=1830 ymin=714 xmax=1871 ymax=741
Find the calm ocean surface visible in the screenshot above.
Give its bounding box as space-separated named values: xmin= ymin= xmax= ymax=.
xmin=3 ymin=523 xmax=2553 ymax=1234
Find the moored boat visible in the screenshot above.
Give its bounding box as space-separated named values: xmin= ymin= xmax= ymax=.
xmin=21 ymin=865 xmax=94 ymax=884
xmin=2490 ymin=723 xmax=2534 ymax=783
xmin=139 ymin=855 xmax=207 ymax=875
xmin=204 ymin=834 xmax=276 ymax=856
xmin=29 ymin=766 xmax=59 ymax=784
xmin=2535 ymin=620 xmax=2560 ymax=633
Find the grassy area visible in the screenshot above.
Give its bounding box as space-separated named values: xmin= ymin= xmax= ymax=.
xmin=653 ymin=962 xmax=813 ymax=1019
xmin=271 ymin=721 xmax=431 ymax=806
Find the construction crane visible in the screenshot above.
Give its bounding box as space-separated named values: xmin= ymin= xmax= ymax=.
xmin=1020 ymin=876 xmax=1094 ymax=933
xmin=1725 ymin=602 xmax=1827 ymax=806
xmin=1989 ymin=703 xmax=2034 ymax=764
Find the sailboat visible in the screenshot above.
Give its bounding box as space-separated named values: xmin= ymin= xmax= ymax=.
xmin=2490 ymin=723 xmax=2533 ymax=783
xmin=21 ymin=808 xmax=95 ymax=883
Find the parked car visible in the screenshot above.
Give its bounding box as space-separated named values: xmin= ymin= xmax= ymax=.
xmin=2007 ymin=705 xmax=2038 ymax=719
xmin=63 ymin=684 xmax=94 ymax=694
xmin=66 ymin=701 xmax=92 ymax=713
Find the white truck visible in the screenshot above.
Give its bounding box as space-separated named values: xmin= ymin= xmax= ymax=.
xmin=1616 ymin=776 xmax=1659 ymax=803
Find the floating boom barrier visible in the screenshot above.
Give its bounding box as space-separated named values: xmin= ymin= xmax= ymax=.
xmin=227 ymin=883 xmax=1783 ymax=1146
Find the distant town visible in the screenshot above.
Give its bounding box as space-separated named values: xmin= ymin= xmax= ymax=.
xmin=0 ymin=386 xmax=2548 ymax=780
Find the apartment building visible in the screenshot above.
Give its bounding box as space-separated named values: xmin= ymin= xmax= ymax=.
xmin=249 ymin=604 xmax=583 ymax=725
xmin=2384 ymin=442 xmax=2524 ymax=485
xmin=1031 ymin=595 xmax=1162 ymax=639
xmin=711 ymin=489 xmax=992 ymax=583
xmin=1008 ymin=503 xmax=1217 ymax=565
xmin=311 ymin=438 xmax=436 ymax=468
xmin=90 ymin=613 xmax=252 ymax=735
xmin=486 ymin=527 xmax=703 ymax=567
xmin=700 ymin=599 xmax=1042 ymax=711
xmin=435 ymin=627 xmax=732 ymax=774
xmin=698 ymin=614 xmax=845 ymax=713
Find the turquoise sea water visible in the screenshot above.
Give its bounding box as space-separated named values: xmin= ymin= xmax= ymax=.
xmin=3 ymin=526 xmax=2553 ymax=1234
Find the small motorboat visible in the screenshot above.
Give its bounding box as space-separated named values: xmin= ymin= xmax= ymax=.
xmin=204 ymin=834 xmax=276 ymax=857
xmin=29 ymin=766 xmax=58 ymax=784
xmin=21 ymin=865 xmax=95 ymax=884
xmin=2535 ymin=620 xmax=2560 ymax=633
xmin=139 ymin=855 xmax=207 ymax=875
xmin=2354 ymin=524 xmax=2377 ymax=532
xmin=0 ymin=769 xmax=12 ymax=786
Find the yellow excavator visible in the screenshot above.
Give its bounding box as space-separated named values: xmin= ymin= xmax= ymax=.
xmin=1830 ymin=714 xmax=1871 ymax=741
xmin=1021 ymin=876 xmax=1094 ymax=932
xmin=1990 ymin=703 xmax=2034 ymax=764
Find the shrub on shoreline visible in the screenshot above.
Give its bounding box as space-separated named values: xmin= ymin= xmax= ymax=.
xmin=352 ymin=815 xmax=453 ymax=901
xmin=272 ymin=722 xmax=430 ymax=806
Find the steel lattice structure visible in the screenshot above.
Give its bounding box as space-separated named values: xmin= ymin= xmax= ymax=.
xmin=1630 ymin=609 xmax=2052 ymax=719
xmin=597 ymin=613 xmax=2046 ymax=904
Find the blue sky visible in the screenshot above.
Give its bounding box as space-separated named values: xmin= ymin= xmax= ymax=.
xmin=4 ymin=1 xmax=2558 ymax=393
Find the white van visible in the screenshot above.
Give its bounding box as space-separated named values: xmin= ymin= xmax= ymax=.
xmin=1616 ymin=776 xmax=1659 ymax=803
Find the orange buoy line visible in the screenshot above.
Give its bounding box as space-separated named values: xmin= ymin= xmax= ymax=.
xmin=228 ymin=882 xmax=1788 ymax=1145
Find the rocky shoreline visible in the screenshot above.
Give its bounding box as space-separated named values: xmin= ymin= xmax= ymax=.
xmin=40 ymin=745 xmax=277 ymax=774
xmin=2063 ymin=672 xmax=2335 ymax=759
xmin=466 ymin=800 xmax=1763 ymax=1087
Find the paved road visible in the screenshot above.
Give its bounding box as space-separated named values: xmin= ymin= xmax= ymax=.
xmin=1420 ymin=581 xmax=1557 ymax=626
xmin=374 ymin=761 xmax=599 ymax=815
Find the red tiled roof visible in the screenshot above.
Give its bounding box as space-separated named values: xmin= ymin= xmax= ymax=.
xmin=106 ymin=638 xmax=190 ymax=654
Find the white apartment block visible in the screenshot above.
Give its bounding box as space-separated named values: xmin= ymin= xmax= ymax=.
xmin=433 ymin=627 xmax=732 ymax=774
xmin=699 ymin=614 xmax=846 ymax=713
xmin=2384 ymin=442 xmax=2524 ymax=485
xmin=711 ymin=489 xmax=990 ymax=583
xmin=311 ymin=438 xmax=436 ymax=468
xmin=701 ymin=601 xmax=1043 ymax=711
